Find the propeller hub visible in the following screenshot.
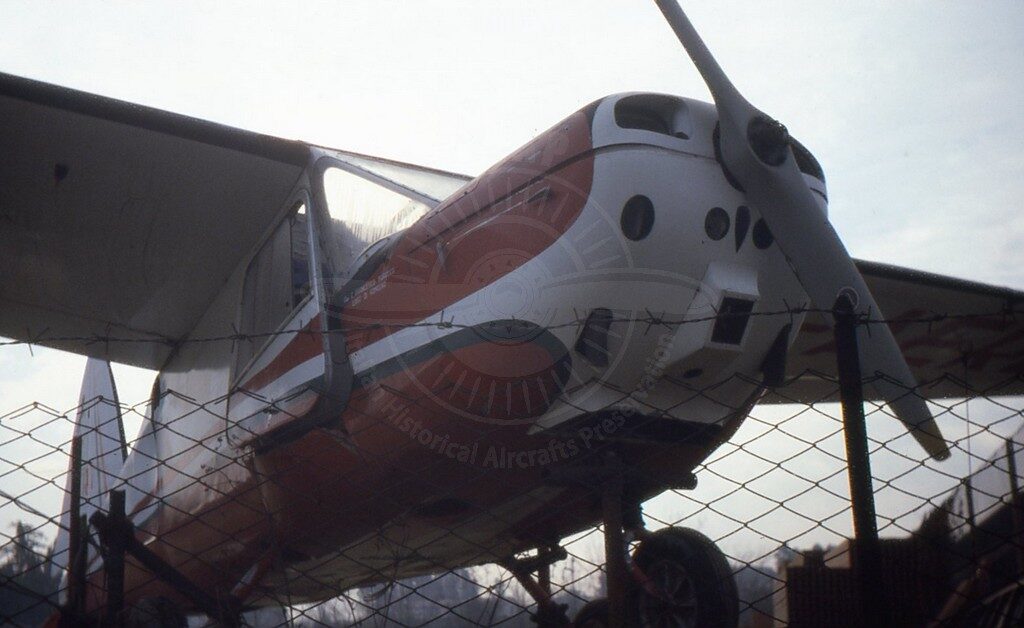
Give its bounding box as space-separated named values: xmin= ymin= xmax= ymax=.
xmin=747 ymin=115 xmax=790 ymax=166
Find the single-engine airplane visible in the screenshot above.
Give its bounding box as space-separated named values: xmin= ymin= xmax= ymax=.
xmin=3 ymin=1 xmax=1023 ymax=626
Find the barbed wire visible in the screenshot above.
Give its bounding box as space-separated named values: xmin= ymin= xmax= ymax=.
xmin=2 ymin=305 xmax=1021 ymax=350
xmin=1 ymin=309 xmax=1023 ymax=626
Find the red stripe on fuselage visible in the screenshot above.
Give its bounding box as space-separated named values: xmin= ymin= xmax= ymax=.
xmin=238 ymin=315 xmax=323 ymax=394
xmin=253 ymin=335 xmax=569 ymax=559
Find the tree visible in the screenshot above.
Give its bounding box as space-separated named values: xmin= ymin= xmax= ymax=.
xmin=1 ymin=521 xmax=62 ymax=626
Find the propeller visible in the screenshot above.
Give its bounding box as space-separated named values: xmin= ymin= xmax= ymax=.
xmin=653 ymin=0 xmax=950 ymax=461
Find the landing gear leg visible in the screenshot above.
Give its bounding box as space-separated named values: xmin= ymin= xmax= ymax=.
xmin=571 ymin=452 xmax=641 ymax=628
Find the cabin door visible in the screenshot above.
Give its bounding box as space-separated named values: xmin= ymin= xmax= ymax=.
xmin=227 ymin=193 xmax=329 ymax=447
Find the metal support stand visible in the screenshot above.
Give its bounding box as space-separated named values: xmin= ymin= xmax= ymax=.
xmin=60 ymin=436 xmax=85 ymax=627
xmin=1005 ymin=439 xmax=1024 ymax=575
xmin=834 ymin=296 xmax=888 ymax=626
xmin=91 ymin=490 xmax=241 ymax=627
xmin=538 ymin=561 xmax=551 ymax=598
xmin=545 ymin=451 xmax=637 ymax=626
xmin=503 ymin=546 xmax=569 ymax=627
xmin=103 ymin=491 xmax=126 ymax=627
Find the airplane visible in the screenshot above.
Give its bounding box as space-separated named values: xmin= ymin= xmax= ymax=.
xmin=2 ymin=1 xmax=1023 ymax=626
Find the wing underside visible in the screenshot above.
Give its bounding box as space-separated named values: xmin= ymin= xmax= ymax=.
xmin=0 ymin=72 xmax=310 ymax=368
xmin=774 ymin=260 xmax=1024 ymax=403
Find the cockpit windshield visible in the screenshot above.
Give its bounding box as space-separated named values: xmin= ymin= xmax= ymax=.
xmin=316 ymin=154 xmax=473 ymax=291
xmin=322 ymin=166 xmax=429 ymax=251
xmin=330 ymin=151 xmax=471 ymax=204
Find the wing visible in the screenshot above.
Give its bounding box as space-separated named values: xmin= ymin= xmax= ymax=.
xmin=773 ymin=260 xmax=1024 ymax=403
xmin=0 ymin=72 xmax=310 ymax=368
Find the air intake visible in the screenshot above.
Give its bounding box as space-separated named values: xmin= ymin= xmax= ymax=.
xmin=710 ymin=297 xmax=754 ymax=345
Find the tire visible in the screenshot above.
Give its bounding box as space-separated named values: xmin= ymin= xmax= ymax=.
xmin=572 ymin=597 xmax=609 ymax=628
xmin=632 ymin=527 xmax=738 ymax=628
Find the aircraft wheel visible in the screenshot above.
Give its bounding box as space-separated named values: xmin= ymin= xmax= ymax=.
xmin=633 ymin=527 xmax=738 ymax=628
xmin=572 ymin=597 xmax=609 ymax=628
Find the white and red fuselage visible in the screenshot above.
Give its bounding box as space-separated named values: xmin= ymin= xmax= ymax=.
xmin=86 ymin=92 xmax=827 ymax=610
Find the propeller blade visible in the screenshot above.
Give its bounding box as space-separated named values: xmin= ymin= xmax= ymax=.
xmin=653 ymin=0 xmax=950 ymax=460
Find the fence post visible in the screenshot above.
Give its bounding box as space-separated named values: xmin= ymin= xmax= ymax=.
xmin=602 ymin=469 xmax=627 ymax=628
xmin=63 ymin=436 xmax=84 ymax=623
xmin=104 ymin=489 xmax=126 ymax=627
xmin=833 ymin=296 xmax=889 ymax=625
xmin=1005 ymin=439 xmax=1024 ymax=574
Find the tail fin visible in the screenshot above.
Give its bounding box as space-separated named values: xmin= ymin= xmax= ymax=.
xmin=51 ymin=358 xmax=126 ymax=584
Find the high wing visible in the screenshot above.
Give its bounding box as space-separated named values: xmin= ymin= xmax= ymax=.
xmin=0 ymin=72 xmax=311 ymax=368
xmin=0 ymin=73 xmax=475 ymax=371
xmin=773 ymin=260 xmax=1024 ymax=403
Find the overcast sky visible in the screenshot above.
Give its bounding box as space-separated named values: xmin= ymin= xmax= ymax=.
xmin=1 ymin=1 xmax=1023 ymax=560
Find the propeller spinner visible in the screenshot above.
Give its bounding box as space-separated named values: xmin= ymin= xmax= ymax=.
xmin=653 ymin=0 xmax=950 ymax=461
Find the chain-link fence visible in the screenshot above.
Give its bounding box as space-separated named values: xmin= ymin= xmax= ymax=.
xmin=1 ymin=310 xmax=1023 ymax=627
